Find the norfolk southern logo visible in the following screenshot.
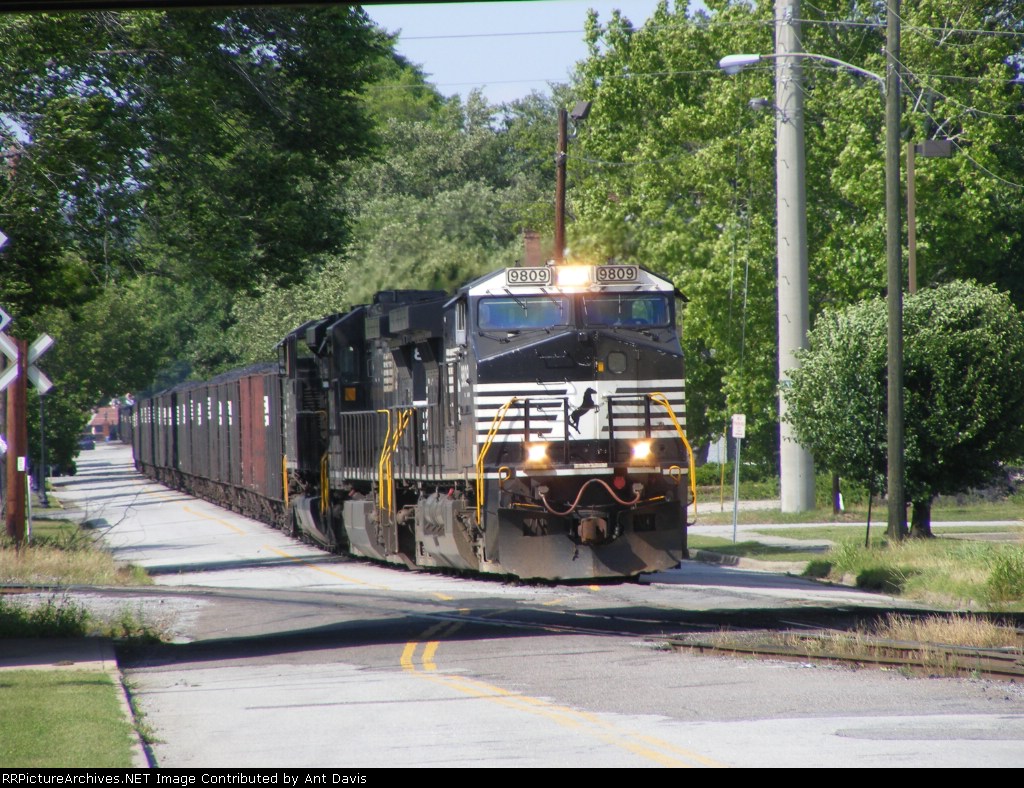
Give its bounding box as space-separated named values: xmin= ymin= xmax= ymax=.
xmin=568 ymin=387 xmax=597 ymax=433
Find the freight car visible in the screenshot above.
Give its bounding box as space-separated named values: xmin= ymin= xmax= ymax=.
xmin=126 ymin=262 xmax=695 ymax=580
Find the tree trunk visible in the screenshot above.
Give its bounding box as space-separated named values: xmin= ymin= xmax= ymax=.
xmin=910 ymin=498 xmax=934 ymax=538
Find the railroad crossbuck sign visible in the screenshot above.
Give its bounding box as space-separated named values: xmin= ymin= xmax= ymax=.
xmin=0 ymin=325 xmax=55 ymax=395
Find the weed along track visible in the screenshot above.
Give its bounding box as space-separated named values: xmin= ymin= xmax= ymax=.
xmin=667 ymin=630 xmax=1024 ymax=681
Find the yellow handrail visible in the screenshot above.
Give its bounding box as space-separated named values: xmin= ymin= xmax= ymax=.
xmin=647 ymin=392 xmax=697 ymax=516
xmin=376 ymin=408 xmax=414 ymax=516
xmin=320 ymin=452 xmax=330 ymax=514
xmin=385 ymin=409 xmax=413 ymax=514
xmin=376 ymin=409 xmax=392 ymax=512
xmin=475 ymin=397 xmax=519 ymax=525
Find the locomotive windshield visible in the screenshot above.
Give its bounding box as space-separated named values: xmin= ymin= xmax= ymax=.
xmin=478 ymin=296 xmax=570 ymax=330
xmin=582 ymin=294 xmax=671 ymax=328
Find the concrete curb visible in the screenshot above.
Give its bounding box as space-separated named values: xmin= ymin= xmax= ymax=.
xmin=690 ymin=549 xmax=811 ymax=574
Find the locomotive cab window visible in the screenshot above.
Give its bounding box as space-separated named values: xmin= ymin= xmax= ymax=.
xmin=582 ymin=294 xmax=671 ymax=328
xmin=478 ymin=296 xmax=570 ymax=331
xmin=336 ymin=344 xmax=358 ymax=381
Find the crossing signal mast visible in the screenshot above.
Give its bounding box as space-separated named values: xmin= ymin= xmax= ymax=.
xmin=1 ymin=235 xmax=56 ymax=543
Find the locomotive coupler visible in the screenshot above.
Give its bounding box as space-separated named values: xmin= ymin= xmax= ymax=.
xmin=576 ymin=509 xmax=609 ymax=545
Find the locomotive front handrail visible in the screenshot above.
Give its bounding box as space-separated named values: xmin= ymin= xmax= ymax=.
xmin=647 ymin=392 xmax=697 ymax=513
xmin=476 ymin=396 xmax=519 ymax=524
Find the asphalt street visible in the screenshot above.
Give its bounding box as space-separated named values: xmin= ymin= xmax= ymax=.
xmin=31 ymin=443 xmax=1024 ymax=768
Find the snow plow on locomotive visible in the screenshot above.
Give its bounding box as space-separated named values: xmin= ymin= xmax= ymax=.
xmin=127 ymin=263 xmax=695 ymax=580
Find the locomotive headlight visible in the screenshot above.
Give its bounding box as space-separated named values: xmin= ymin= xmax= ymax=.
xmin=525 ymin=442 xmax=549 ymax=464
xmin=555 ymin=265 xmax=591 ymax=288
xmin=631 ymin=440 xmax=652 ymax=461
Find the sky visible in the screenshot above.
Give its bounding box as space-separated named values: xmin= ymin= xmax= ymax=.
xmin=364 ymin=1 xmax=671 ymax=105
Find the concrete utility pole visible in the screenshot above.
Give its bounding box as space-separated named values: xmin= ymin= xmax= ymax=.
xmin=774 ymin=0 xmax=816 ymax=512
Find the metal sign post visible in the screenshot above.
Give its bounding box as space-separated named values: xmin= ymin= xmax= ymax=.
xmin=731 ymin=414 xmax=745 ymax=544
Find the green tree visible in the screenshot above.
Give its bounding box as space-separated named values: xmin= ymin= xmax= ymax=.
xmin=0 ymin=6 xmax=397 ymax=460
xmin=786 ymin=281 xmax=1024 ymax=537
xmin=21 ymin=277 xmax=190 ymax=473
xmin=227 ymin=78 xmax=565 ymax=360
xmin=568 ymin=0 xmax=1024 ymax=467
xmin=337 ymin=89 xmax=561 ymax=307
xmin=0 ymin=7 xmax=386 ymax=320
xmin=226 ymin=254 xmax=353 ymax=365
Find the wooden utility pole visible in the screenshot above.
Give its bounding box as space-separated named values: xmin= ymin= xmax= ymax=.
xmin=5 ymin=336 xmax=27 ymax=543
xmin=554 ymin=107 xmax=567 ymax=264
xmin=885 ymin=0 xmax=906 ymax=539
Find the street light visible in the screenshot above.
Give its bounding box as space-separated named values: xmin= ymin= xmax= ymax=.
xmin=718 ymin=53 xmax=885 ymax=91
xmin=719 ymin=2 xmax=906 ymax=535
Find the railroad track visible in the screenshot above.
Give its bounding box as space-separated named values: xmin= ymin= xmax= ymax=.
xmin=665 ymin=632 xmax=1024 ymax=681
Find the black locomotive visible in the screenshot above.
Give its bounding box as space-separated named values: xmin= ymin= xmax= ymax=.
xmin=127 ymin=262 xmax=694 ymax=580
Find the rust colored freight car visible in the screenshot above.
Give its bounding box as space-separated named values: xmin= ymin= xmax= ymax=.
xmin=126 ymin=364 xmax=288 ymax=531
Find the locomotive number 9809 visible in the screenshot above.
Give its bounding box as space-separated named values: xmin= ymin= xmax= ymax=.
xmin=506 ymin=267 xmax=553 ymax=286
xmin=594 ymin=265 xmax=639 ymax=283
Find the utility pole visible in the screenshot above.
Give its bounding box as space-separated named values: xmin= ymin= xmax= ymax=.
xmin=1 ymin=305 xmax=55 ymax=544
xmin=5 ymin=336 xmax=27 ymax=542
xmin=554 ymin=108 xmax=567 ymax=265
xmin=774 ymin=0 xmax=815 ymax=512
xmin=885 ymin=0 xmax=906 ymax=539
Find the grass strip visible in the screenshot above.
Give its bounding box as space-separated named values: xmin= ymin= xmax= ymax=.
xmin=0 ymin=670 xmax=138 ymax=768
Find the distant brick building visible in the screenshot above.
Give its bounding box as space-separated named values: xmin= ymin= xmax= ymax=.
xmin=88 ymin=405 xmax=119 ymax=440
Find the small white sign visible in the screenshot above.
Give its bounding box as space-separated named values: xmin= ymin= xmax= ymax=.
xmin=732 ymin=413 xmax=747 ymax=440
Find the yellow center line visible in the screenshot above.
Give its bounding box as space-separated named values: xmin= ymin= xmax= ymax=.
xmin=402 ymin=621 xmax=465 ymax=672
xmin=394 ymin=622 xmax=717 ymax=766
xmin=421 ymin=640 xmax=441 ymax=671
xmin=182 ymin=504 xmax=247 ymax=535
xmin=262 ymin=545 xmax=391 ymax=590
xmin=400 ymin=642 xmax=418 ymax=672
xmin=627 ymin=733 xmax=726 ymax=768
xmin=417 ymin=672 xmax=724 ymax=768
